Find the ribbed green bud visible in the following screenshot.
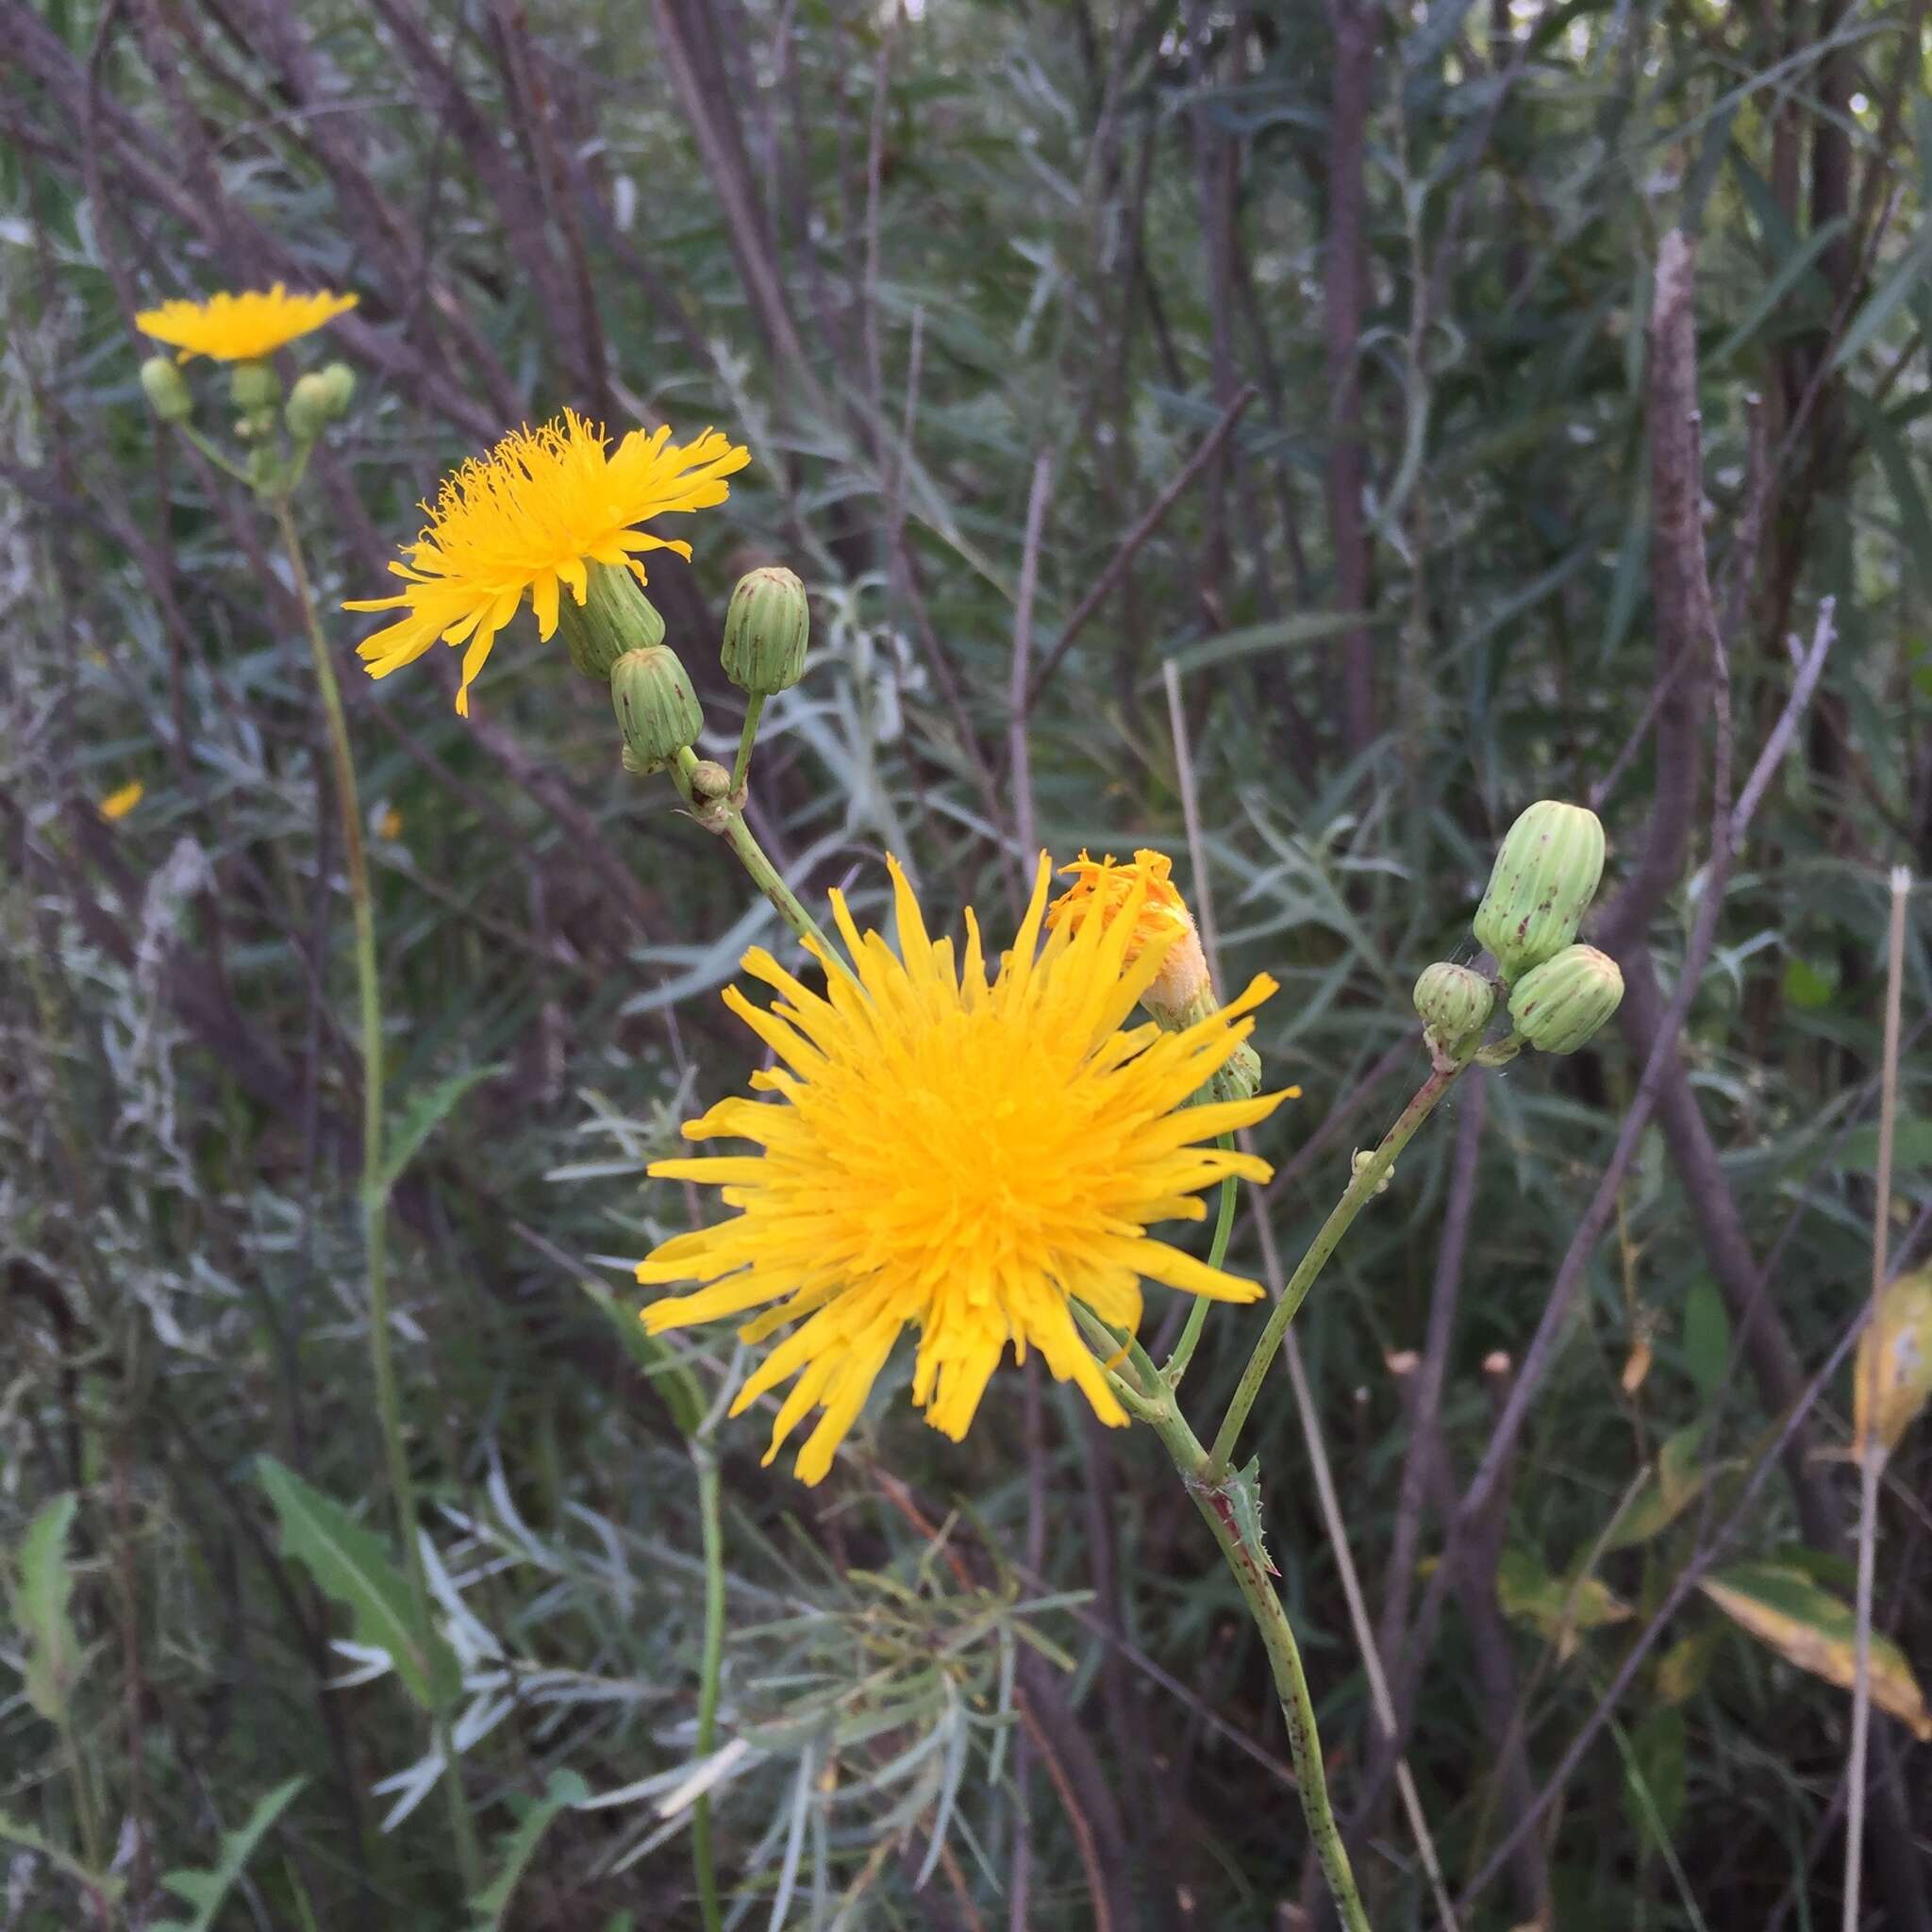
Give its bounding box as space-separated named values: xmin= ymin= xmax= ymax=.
xmin=558 ymin=562 xmax=667 ymax=682
xmin=1412 ymin=961 xmax=1494 ymax=1050
xmin=1508 ymin=944 xmax=1624 ymax=1055
xmin=140 ymin=356 xmax=192 ymax=425
xmin=720 ymin=566 xmax=809 ymax=696
xmin=1473 ymin=800 xmax=1606 ymax=980
xmin=610 ymin=646 xmax=702 ymax=774
xmin=229 ymin=359 xmax=280 ymax=416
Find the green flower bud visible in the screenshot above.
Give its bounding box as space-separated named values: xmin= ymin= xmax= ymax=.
xmin=229 ymin=359 xmax=280 ymax=416
xmin=1413 ymin=961 xmax=1494 ymax=1050
xmin=720 ymin=566 xmax=809 ymax=697
xmin=610 ymin=645 xmax=702 ymax=774
xmin=558 ymin=561 xmax=666 ymax=682
xmin=1508 ymin=944 xmax=1624 ymax=1055
xmin=1208 ymin=1037 xmax=1263 ymax=1107
xmin=1473 ymin=800 xmax=1606 ymax=980
xmin=139 ymin=356 xmax=192 ymax=425
xmin=285 ymin=373 xmax=335 ymax=441
xmin=286 ymin=362 xmax=357 ymax=441
xmin=317 ymin=360 xmax=357 ymax=418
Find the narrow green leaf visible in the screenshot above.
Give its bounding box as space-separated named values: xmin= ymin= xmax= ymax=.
xmin=1847 ymin=392 xmax=1932 ymax=603
xmin=1712 ymin=216 xmax=1846 ymax=364
xmin=0 ymin=1806 xmax=124 ymax=1904
xmin=579 ymin=1281 xmax=705 ymax=1436
xmin=152 ymin=1778 xmax=305 ymax=1932
xmin=1623 ymin=1706 xmax=1687 ymax=1854
xmin=381 ymin=1064 xmax=501 ymax=1192
xmin=1149 ymin=611 xmax=1378 ymax=684
xmin=1603 ymin=1424 xmax=1728 ymax=1552
xmin=11 ymin=1491 xmax=80 ymax=1722
xmin=1832 ymin=225 xmax=1932 ymax=371
xmin=255 ymin=1456 xmax=459 ymax=1710
xmin=1679 ymin=1278 xmax=1730 ymax=1406
xmin=468 ymin=1770 xmax=588 ymax=1930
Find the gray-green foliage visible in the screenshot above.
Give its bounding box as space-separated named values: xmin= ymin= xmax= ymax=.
xmin=3 ymin=0 xmax=1930 ymax=1926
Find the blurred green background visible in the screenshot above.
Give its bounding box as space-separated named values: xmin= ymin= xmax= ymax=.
xmin=4 ymin=1 xmax=1930 ymax=1925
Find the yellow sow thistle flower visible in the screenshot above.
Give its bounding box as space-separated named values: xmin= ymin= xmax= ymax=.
xmin=636 ymin=855 xmax=1291 ymax=1484
xmin=135 ymin=285 xmax=358 ymax=363
xmin=345 ymin=409 xmax=750 ymax=716
xmin=98 ymin=781 xmax=144 ymax=822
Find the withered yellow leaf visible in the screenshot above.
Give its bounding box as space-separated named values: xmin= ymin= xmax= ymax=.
xmin=1701 ymin=1561 xmax=1932 ymax=1741
xmin=1853 ymin=1268 xmax=1932 ymax=1466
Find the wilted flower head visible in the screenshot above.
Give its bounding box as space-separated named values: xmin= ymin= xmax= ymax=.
xmin=136 ymin=285 xmax=358 ymax=363
xmin=1047 ymin=848 xmax=1210 ymax=1024
xmin=637 ymin=855 xmax=1289 ymax=1483
xmin=346 ymin=410 xmax=749 ymax=716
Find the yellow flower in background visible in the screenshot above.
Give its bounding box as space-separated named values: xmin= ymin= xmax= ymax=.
xmin=1049 ymin=847 xmax=1211 ymax=1023
xmin=346 ymin=410 xmax=750 ymax=716
xmin=637 ymin=854 xmax=1287 ymax=1484
xmin=98 ymin=781 xmax=144 ymax=822
xmin=135 ymin=285 xmax=358 ymax=362
xmin=377 ymin=807 xmax=404 ymax=841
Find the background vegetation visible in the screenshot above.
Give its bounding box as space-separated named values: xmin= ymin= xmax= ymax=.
xmin=4 ymin=0 xmax=1930 ymax=1925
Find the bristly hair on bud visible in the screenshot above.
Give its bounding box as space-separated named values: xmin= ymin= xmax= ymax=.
xmin=1412 ymin=960 xmax=1493 ymax=1054
xmin=611 ymin=645 xmax=703 ymax=774
xmin=1507 ymin=943 xmax=1624 ymax=1054
xmin=720 ymin=566 xmax=810 ymax=697
xmin=558 ymin=560 xmax=667 ymax=682
xmin=1473 ymin=800 xmax=1606 ymax=982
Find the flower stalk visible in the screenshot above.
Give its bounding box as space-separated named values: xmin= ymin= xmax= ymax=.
xmin=274 ymin=499 xmax=484 ymax=1899
xmin=1207 ymin=1062 xmax=1463 ymax=1481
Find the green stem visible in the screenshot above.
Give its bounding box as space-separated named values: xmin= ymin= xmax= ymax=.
xmin=669 ymin=747 xmax=852 ymax=977
xmin=178 ymin=421 xmax=255 ymax=485
xmin=1165 ymin=1136 xmax=1239 ymax=1384
xmin=1207 ymin=1063 xmax=1460 ymax=1480
xmin=691 ymin=1442 xmax=726 ymax=1932
xmin=274 ymin=501 xmax=485 ymax=1899
xmin=1142 ymin=1402 xmax=1372 ymax=1930
xmin=730 ymin=692 xmax=765 ymax=796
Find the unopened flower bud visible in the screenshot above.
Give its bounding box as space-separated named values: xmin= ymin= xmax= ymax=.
xmin=286 ymin=362 xmax=356 ymax=440
xmin=140 ymin=356 xmax=192 ymax=424
xmin=1412 ymin=961 xmax=1493 ymax=1050
xmin=720 ymin=566 xmax=809 ymax=697
xmin=286 ymin=373 xmax=335 ymax=441
xmin=1508 ymin=943 xmax=1623 ymax=1055
xmin=229 ymin=359 xmax=280 ymax=416
xmin=560 ymin=562 xmax=666 ymax=683
xmin=610 ymin=645 xmax=702 ymax=774
xmin=1473 ymin=800 xmax=1606 ymax=980
xmin=689 ymin=759 xmax=733 ymax=808
xmin=317 ymin=360 xmax=356 ymax=417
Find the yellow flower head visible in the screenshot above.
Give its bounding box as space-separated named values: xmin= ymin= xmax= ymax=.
xmin=98 ymin=780 xmax=143 ymax=822
xmin=637 ymin=855 xmax=1288 ymax=1484
xmin=1048 ymin=848 xmax=1211 ymax=1021
xmin=135 ymin=285 xmax=358 ymax=363
xmin=345 ymin=410 xmax=750 ymax=716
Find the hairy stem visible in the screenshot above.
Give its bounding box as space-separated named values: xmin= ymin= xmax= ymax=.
xmin=691 ymin=1442 xmax=726 ymax=1932
xmin=669 ymin=746 xmax=850 ymax=974
xmin=1209 ymin=1064 xmax=1459 ymax=1477
xmin=1165 ymin=1140 xmax=1238 ymax=1385
xmin=1146 ymin=1404 xmax=1372 ymax=1930
xmin=275 ymin=500 xmax=484 ymax=1897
